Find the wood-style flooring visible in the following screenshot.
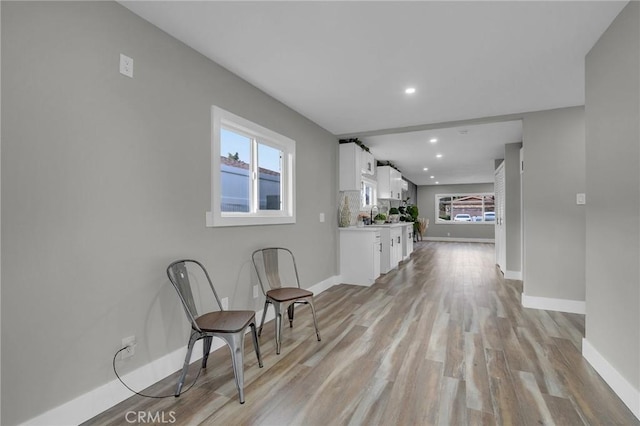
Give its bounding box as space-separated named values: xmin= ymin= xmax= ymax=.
xmin=86 ymin=242 xmax=639 ymax=425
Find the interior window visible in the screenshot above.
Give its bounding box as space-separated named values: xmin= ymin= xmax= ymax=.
xmin=208 ymin=106 xmax=296 ymax=227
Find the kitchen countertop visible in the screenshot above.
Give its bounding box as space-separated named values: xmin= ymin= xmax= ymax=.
xmin=339 ymin=222 xmax=413 ymax=231
xmin=370 ymin=222 xmax=413 ymax=228
xmin=339 ymin=226 xmax=381 ymax=232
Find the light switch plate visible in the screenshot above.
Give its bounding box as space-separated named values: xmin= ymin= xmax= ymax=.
xmin=319 ymin=213 xmax=325 ymax=223
xmin=576 ymin=193 xmax=586 ymax=205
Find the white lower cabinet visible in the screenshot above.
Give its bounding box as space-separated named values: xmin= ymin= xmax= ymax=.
xmin=403 ymin=224 xmax=414 ymax=260
xmin=380 ymin=226 xmax=403 ymax=274
xmin=341 ymin=224 xmax=410 ymax=280
xmin=339 ymin=228 xmax=381 ymax=286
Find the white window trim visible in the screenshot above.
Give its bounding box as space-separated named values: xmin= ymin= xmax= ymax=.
xmin=361 ymin=176 xmax=377 ymax=209
xmin=435 ymin=192 xmax=495 ymax=225
xmin=206 ymin=106 xmax=296 ymax=227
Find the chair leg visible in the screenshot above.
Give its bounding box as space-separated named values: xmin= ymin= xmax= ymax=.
xmin=287 ymin=303 xmax=295 ymax=328
xmin=220 ymin=332 xmax=246 ymax=404
xmin=308 ymin=298 xmax=321 ymax=342
xmin=202 ymin=336 xmax=213 ymax=368
xmin=274 ymin=302 xmax=283 ymax=355
xmin=175 ymin=331 xmax=200 ymax=397
xmin=250 ymin=323 xmax=263 ymax=368
xmin=258 ymin=299 xmax=270 ymax=337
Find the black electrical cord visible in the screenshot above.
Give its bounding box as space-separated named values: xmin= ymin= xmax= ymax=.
xmin=112 ymin=346 xmax=202 ymax=399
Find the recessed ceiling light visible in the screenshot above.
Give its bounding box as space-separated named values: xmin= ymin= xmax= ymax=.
xmin=430 ymin=138 xmax=438 ymax=143
xmin=435 ymin=181 xmax=439 ymax=184
xmin=423 ymin=167 xmax=429 ymax=171
xmin=430 ymin=176 xmax=435 ymax=179
xmin=405 ymin=87 xmax=416 ymax=94
xmin=436 ymin=154 xmax=443 ymax=158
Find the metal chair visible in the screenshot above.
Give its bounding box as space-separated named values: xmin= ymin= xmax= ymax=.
xmin=167 ymin=259 xmax=263 ymax=404
xmin=251 ymin=248 xmax=321 ymax=354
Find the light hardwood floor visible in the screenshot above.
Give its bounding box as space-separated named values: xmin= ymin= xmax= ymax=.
xmin=86 ymin=242 xmax=639 ymax=425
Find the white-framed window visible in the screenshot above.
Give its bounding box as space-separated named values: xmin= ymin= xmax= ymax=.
xmin=435 ymin=193 xmax=495 ymax=224
xmin=206 ymin=106 xmax=295 ymax=227
xmin=361 ymin=177 xmax=377 ymax=208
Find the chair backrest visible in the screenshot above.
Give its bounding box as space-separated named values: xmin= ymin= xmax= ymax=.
xmin=251 ymin=247 xmax=301 ymax=293
xmin=167 ymin=260 xmax=223 ymax=331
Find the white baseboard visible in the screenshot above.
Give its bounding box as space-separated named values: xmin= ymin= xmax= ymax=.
xmin=424 ymin=237 xmax=495 ymax=243
xmin=582 ymin=338 xmax=640 ymax=420
xmin=521 ymin=293 xmax=586 ymax=314
xmin=20 ymin=275 xmax=340 ymax=426
xmin=504 ymin=270 xmax=522 ymax=280
xmin=310 ymin=274 xmax=340 ymax=295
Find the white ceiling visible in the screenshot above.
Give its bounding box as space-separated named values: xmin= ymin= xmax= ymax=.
xmin=120 ymin=1 xmax=626 ymax=185
xmin=361 ymin=120 xmax=523 ymax=185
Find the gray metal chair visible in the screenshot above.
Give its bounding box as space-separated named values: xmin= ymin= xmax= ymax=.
xmin=251 ymin=248 xmax=321 ymax=354
xmin=166 ymin=259 xmax=263 ymax=404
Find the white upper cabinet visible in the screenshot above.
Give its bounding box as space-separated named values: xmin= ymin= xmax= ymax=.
xmin=361 ymin=149 xmax=375 ymax=176
xmin=377 ymin=165 xmax=402 ymax=200
xmin=339 ymin=143 xmax=360 ymax=191
xmin=339 ymin=142 xmax=375 ymax=191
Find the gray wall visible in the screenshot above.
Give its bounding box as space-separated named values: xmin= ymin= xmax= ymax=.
xmin=403 ymin=178 xmax=418 ymax=207
xmin=417 ymin=183 xmax=495 ymax=240
xmin=1 ymin=2 xmax=338 ymax=425
xmin=522 ymin=107 xmax=585 ymax=301
xmin=585 ymin=1 xmax=639 ymax=392
xmin=505 ymin=142 xmax=522 ymax=274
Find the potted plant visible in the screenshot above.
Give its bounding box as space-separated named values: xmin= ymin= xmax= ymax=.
xmin=388 ymin=207 xmax=400 ymax=223
xmin=374 ymin=213 xmax=387 ymax=225
xmin=406 ymin=204 xmax=420 ymax=237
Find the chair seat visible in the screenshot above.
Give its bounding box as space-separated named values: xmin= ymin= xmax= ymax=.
xmin=194 ymin=311 xmax=256 ymax=333
xmin=266 ymin=287 xmax=313 ymax=302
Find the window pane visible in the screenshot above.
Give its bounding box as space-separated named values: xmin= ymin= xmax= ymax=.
xmin=452 ymin=195 xmax=484 ymax=221
xmin=438 ymin=196 xmax=452 ymax=221
xmin=258 ymin=143 xmax=282 ymax=210
xmin=361 ymin=180 xmax=376 ymax=208
xmin=220 ymin=128 xmax=251 ymax=212
xmin=483 ymin=195 xmax=495 ymax=221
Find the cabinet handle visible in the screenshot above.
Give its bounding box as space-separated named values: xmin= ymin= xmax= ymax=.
xmin=379 ymin=243 xmax=382 ymax=252
xmin=391 ymin=238 xmax=394 ymax=247
xmin=398 ymin=236 xmax=401 ymax=244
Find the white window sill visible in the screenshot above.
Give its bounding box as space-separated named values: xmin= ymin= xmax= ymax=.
xmin=206 ymin=211 xmax=295 ymax=227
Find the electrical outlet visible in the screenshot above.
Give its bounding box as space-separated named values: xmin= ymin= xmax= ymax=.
xmin=221 ymin=297 xmax=229 ymax=310
xmin=119 ymin=53 xmax=134 ymax=78
xmin=253 ymin=285 xmax=259 ymax=298
xmin=121 ymin=336 xmax=136 ymax=360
